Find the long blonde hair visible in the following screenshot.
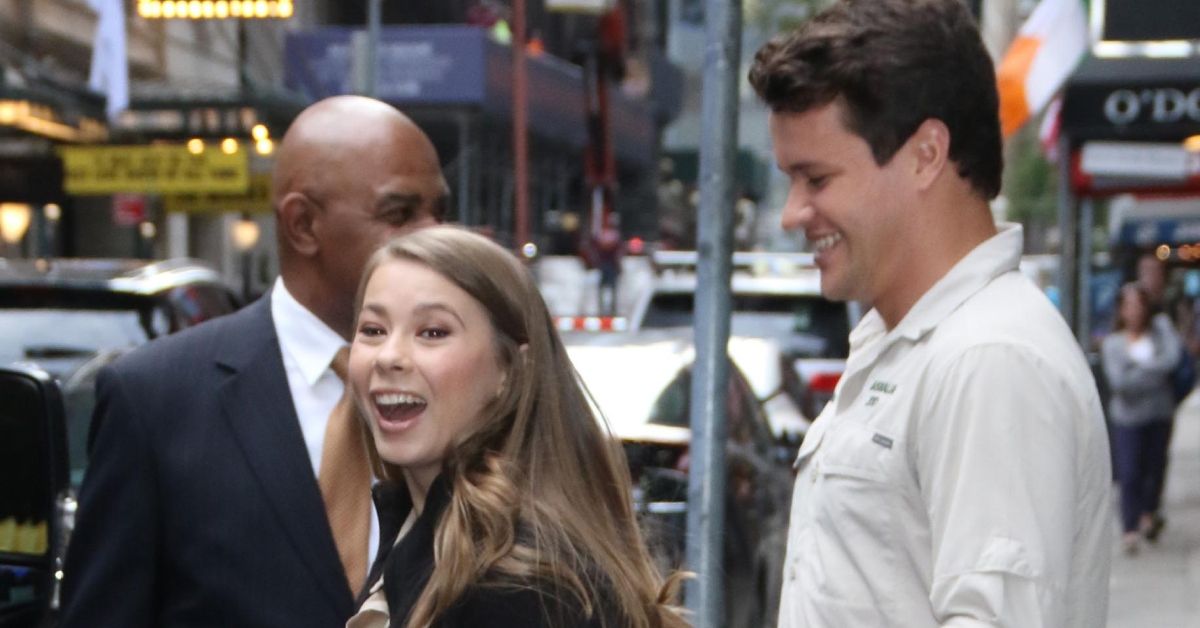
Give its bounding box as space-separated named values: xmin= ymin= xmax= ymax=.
xmin=354 ymin=226 xmax=688 ymax=628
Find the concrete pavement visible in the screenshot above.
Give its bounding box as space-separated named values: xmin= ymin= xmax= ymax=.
xmin=1108 ymin=392 xmax=1200 ymax=628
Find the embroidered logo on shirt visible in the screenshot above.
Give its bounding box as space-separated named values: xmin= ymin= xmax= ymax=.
xmin=870 ymin=380 xmax=897 ymax=394
xmin=872 ymin=433 xmax=894 ymax=449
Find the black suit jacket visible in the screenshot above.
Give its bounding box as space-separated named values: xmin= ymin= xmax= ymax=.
xmin=60 ymin=297 xmax=355 ymax=627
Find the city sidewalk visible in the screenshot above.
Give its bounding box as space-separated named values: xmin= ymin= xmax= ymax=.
xmin=1108 ymin=392 xmax=1200 ymax=628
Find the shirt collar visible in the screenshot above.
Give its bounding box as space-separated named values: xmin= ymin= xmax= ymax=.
xmin=271 ymin=277 xmax=347 ymax=386
xmin=893 ymin=222 xmax=1024 ymax=341
xmin=851 ymin=222 xmax=1024 ymax=349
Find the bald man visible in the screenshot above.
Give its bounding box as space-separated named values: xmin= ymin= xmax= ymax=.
xmin=61 ymin=96 xmax=448 ymax=628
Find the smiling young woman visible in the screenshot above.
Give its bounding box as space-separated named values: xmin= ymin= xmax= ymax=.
xmin=346 ymin=225 xmax=687 ymax=628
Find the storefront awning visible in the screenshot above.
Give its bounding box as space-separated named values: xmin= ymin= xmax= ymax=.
xmin=282 ymin=25 xmax=660 ymax=167
xmin=1061 ymin=55 xmax=1200 ymax=144
xmin=0 ymin=63 xmax=107 ymax=143
xmin=114 ymin=85 xmax=307 ymax=141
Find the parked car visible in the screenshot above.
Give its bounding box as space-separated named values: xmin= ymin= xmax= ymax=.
xmin=0 ymin=257 xmax=239 ymax=625
xmin=564 ymin=329 xmax=793 ymax=628
xmin=628 ymin=250 xmax=862 ymax=442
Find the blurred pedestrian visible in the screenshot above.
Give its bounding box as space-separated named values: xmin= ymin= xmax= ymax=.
xmin=60 ymin=95 xmax=448 ymax=628
xmin=1134 ymin=252 xmax=1190 ymax=536
xmin=749 ymin=0 xmax=1113 ymax=626
xmin=1102 ymin=282 xmax=1180 ymax=554
xmin=345 ymin=226 xmax=686 ymax=628
xmin=594 ymin=218 xmax=623 ymax=316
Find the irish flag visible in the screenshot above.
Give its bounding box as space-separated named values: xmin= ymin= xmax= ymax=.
xmin=996 ymin=0 xmax=1088 ymax=138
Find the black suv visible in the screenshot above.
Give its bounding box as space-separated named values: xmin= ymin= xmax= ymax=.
xmin=0 ymin=258 xmax=239 ymax=626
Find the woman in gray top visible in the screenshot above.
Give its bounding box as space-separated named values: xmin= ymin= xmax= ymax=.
xmin=1102 ymin=282 xmax=1181 ymax=555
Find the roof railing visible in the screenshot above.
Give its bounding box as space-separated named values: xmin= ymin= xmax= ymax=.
xmin=651 ymin=250 xmax=816 ymax=275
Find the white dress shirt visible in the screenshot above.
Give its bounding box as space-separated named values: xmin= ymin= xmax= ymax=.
xmin=272 ymin=278 xmax=381 ymax=569
xmin=778 ymin=224 xmax=1113 ymax=628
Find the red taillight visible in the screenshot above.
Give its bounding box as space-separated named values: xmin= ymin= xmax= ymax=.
xmin=808 ymin=372 xmax=841 ymax=393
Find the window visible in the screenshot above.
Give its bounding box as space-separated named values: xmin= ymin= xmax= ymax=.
xmin=648 ymin=369 xmax=690 ymax=428
xmin=643 ymin=292 xmax=851 ymax=357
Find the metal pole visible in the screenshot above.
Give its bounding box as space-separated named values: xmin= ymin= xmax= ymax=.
xmin=685 ymin=0 xmax=740 ymax=625
xmin=35 ymin=205 xmax=47 ymax=258
xmin=1078 ymin=197 xmax=1094 ymax=346
xmin=366 ymin=0 xmax=381 ymax=98
xmin=512 ymin=0 xmax=530 ymax=247
xmin=1056 ymin=133 xmax=1077 ymax=329
xmin=458 ymin=112 xmax=472 ymax=224
xmin=237 ymin=21 xmax=248 ymax=93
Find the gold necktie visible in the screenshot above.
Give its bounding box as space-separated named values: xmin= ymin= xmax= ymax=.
xmin=318 ymin=347 xmax=372 ymax=595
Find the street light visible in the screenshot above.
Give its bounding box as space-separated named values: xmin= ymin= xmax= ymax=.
xmin=231 ymin=214 xmax=260 ymax=302
xmin=231 ymin=215 xmax=260 ymax=251
xmin=1 ymin=203 xmax=32 ymax=255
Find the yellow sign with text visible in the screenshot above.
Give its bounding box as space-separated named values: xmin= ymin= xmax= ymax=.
xmin=163 ymin=173 xmax=272 ymax=214
xmin=59 ymin=145 xmax=249 ymax=195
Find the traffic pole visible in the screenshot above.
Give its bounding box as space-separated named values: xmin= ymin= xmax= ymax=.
xmin=686 ymin=0 xmax=741 ymax=625
xmin=365 ymin=0 xmax=381 ymax=97
xmin=513 ymin=0 xmax=530 ymax=248
xmin=1055 ymin=133 xmax=1077 ymax=331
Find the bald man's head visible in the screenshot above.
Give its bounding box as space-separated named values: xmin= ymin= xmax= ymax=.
xmin=272 ymin=95 xmax=448 ymax=337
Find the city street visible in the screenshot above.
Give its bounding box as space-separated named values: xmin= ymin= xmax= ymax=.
xmin=1108 ymin=392 xmax=1200 ymax=628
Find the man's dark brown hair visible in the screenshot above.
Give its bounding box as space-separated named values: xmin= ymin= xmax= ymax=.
xmin=749 ymin=0 xmax=1003 ymax=200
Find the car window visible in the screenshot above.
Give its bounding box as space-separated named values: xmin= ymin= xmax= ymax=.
xmin=642 ymin=293 xmax=851 ymax=358
xmin=727 ymin=369 xmax=772 ymax=454
xmin=0 ymin=310 xmax=150 ymax=366
xmin=167 ymin=285 xmax=237 ymax=329
xmin=0 ymin=289 xmax=169 ymax=490
xmin=648 ymin=366 xmax=770 ymax=451
xmin=648 ymin=369 xmax=690 ymax=428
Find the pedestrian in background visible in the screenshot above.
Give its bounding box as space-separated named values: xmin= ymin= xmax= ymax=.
xmin=61 ymin=95 xmax=449 ymax=627
xmin=748 ymin=0 xmax=1113 ymax=625
xmin=1102 ymin=282 xmax=1180 ymax=554
xmin=594 ymin=217 xmax=623 ymax=316
xmin=1133 ymin=252 xmax=1191 ymax=538
xmin=345 ymin=226 xmax=686 ymax=628
xmin=1136 ymin=253 xmax=1194 ymax=404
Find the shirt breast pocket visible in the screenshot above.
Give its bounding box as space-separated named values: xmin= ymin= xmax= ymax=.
xmin=816 ymin=421 xmax=896 ymax=485
xmin=804 ymin=420 xmax=903 ymax=620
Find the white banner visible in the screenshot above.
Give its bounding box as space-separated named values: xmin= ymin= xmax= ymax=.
xmin=87 ymin=0 xmax=129 ymax=122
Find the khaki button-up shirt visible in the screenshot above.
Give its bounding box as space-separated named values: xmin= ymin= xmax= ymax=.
xmin=779 ymin=224 xmax=1112 ymax=628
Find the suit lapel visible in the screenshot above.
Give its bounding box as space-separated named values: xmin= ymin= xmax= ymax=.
xmin=215 ymin=298 xmax=353 ymax=614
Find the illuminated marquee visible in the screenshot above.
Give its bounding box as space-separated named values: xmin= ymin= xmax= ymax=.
xmin=59 ymin=145 xmax=250 ymax=195
xmin=0 ymin=100 xmax=107 ymax=143
xmin=137 ymin=0 xmax=294 ymax=19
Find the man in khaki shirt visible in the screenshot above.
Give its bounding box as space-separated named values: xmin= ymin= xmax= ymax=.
xmin=749 ymin=1 xmax=1113 ymax=625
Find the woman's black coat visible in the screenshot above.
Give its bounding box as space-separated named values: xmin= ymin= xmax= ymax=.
xmin=362 ymin=477 xmax=610 ymax=628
